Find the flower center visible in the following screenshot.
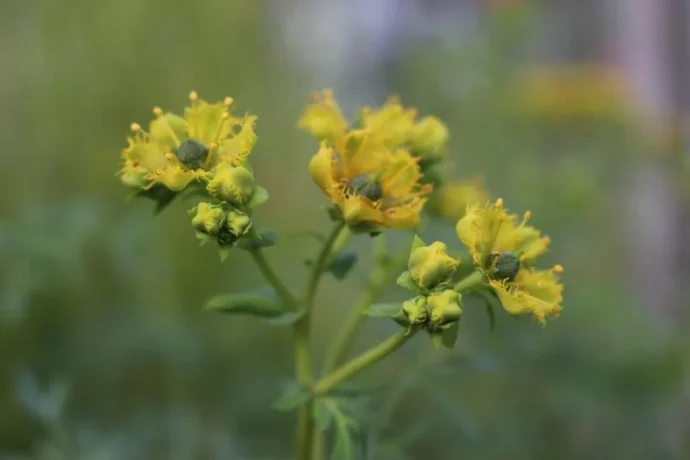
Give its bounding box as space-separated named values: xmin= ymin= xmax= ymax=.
xmin=487 ymin=252 xmax=521 ymax=281
xmin=347 ymin=174 xmax=383 ymax=201
xmin=176 ymin=138 xmax=209 ymax=169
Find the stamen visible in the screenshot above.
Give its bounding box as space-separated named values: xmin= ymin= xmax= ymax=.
xmin=553 ymin=264 xmax=564 ymax=273
xmin=213 ymin=112 xmax=230 ymax=145
xmin=521 ymin=210 xmax=531 ymax=225
xmin=189 ymin=90 xmax=198 ymax=103
xmin=223 ymin=97 xmax=233 ymax=107
xmin=130 ymin=123 xmax=141 ymax=132
xmin=165 ymin=153 xmax=177 ymax=162
xmin=495 ymin=198 xmax=504 ymax=208
xmin=153 ymin=107 xmax=163 ymax=117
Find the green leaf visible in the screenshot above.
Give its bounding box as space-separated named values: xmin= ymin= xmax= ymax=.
xmin=410 ymin=234 xmax=426 ymax=251
xmin=328 ymin=251 xmax=358 ymax=280
xmin=363 ymin=303 xmax=401 ymax=318
xmin=218 ymin=246 xmax=231 ymax=262
xmin=313 ymin=400 xmax=332 ymax=431
xmin=204 ymin=288 xmax=283 ymax=317
xmin=396 ymin=271 xmax=417 ymax=292
xmin=237 ymin=228 xmax=278 ymax=250
xmin=246 ymin=186 xmax=269 ymax=209
xmin=441 ymin=322 xmax=459 ymax=349
xmin=325 ymin=400 xmax=362 ymax=460
xmin=262 ymin=308 xmax=307 ymax=326
xmin=271 ymin=382 xmax=311 ymax=412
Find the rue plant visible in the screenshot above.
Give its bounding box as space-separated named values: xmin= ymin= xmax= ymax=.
xmin=117 ymin=90 xmax=564 ymax=460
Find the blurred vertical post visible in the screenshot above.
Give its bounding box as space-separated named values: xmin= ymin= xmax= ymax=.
xmin=608 ymin=0 xmax=685 ymax=326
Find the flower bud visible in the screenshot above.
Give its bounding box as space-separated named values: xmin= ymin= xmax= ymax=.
xmin=408 ymin=241 xmax=458 ymax=289
xmin=225 ymin=209 xmax=252 ymax=237
xmin=408 ymin=116 xmax=448 ymax=161
xmin=487 ymin=252 xmax=521 ymax=281
xmin=402 ymin=296 xmax=428 ymax=325
xmin=427 ymin=290 xmax=463 ymax=329
xmin=206 ymin=163 xmax=256 ymax=204
xmin=191 ymin=202 xmax=225 ymax=235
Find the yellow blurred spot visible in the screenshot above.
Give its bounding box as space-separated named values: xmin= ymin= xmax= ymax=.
xmin=553 ymin=264 xmax=564 ymax=273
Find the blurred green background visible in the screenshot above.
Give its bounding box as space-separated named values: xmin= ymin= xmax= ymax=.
xmin=1 ymin=0 xmax=689 ymax=459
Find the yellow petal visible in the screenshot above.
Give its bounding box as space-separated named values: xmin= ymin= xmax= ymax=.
xmin=185 ymin=100 xmax=231 ymax=145
xmin=298 ymin=89 xmax=348 ymax=141
xmin=148 ymin=164 xmax=202 ymax=191
xmin=215 ymin=115 xmax=258 ymax=166
xmin=309 ymin=143 xmax=338 ymax=196
xmin=122 ymin=138 xmax=169 ymax=171
xmin=149 ymin=113 xmax=187 ymax=151
xmin=340 ymin=196 xmax=384 ymax=228
xmin=360 ymin=96 xmax=417 ymax=147
xmin=383 ymin=201 xmax=425 ymax=229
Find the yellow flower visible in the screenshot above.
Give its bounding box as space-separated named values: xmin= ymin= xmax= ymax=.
xmin=515 ymin=65 xmax=629 ymax=120
xmin=297 ymin=89 xmax=348 ymax=142
xmin=455 ymin=199 xmax=562 ymax=324
xmin=490 ymin=267 xmax=563 ymax=325
xmin=309 ymin=130 xmax=431 ymax=231
xmin=360 ymin=96 xmax=418 ymax=148
xmin=299 ymin=91 xmax=449 ymax=162
xmin=119 ymin=92 xmax=257 ymax=192
xmin=408 ymin=240 xmax=458 ymax=290
xmin=360 ymin=96 xmax=449 ymax=161
xmin=433 ymin=178 xmax=489 ymax=221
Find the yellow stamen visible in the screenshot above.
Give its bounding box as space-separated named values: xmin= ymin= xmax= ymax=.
xmin=522 ymin=210 xmax=532 ymax=225
xmin=153 ymin=107 xmax=163 ymax=117
xmin=189 ymin=90 xmax=198 ymax=103
xmin=130 ymin=123 xmax=141 ymax=132
xmin=496 ymin=198 xmax=504 ymax=208
xmin=553 ymin=264 xmax=564 ymax=273
xmin=223 ymin=97 xmax=233 ymax=107
xmin=213 ymin=113 xmax=230 ymax=144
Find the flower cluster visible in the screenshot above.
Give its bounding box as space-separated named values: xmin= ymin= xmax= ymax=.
xmin=118 ymin=92 xmax=268 ymax=255
xmin=299 ymin=90 xmax=450 ymax=232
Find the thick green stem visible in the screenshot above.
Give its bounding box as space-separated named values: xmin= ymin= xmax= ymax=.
xmin=321 ymin=238 xmax=408 ymax=374
xmin=314 ymin=328 xmax=417 ymax=396
xmin=453 ymin=269 xmax=486 ymax=294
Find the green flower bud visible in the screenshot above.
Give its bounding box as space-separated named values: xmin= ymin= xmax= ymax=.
xmin=408 ymin=241 xmax=458 ymax=289
xmin=226 ymin=209 xmax=252 ymax=237
xmin=191 ymin=202 xmax=225 ymax=235
xmin=427 ymin=290 xmax=463 ymax=329
xmin=487 ymin=252 xmax=521 ymax=281
xmin=408 ymin=116 xmax=448 ymax=161
xmin=176 ymin=138 xmax=209 ymax=169
xmin=402 ymin=296 xmax=428 ymax=325
xmin=206 ymin=163 xmax=256 ymax=204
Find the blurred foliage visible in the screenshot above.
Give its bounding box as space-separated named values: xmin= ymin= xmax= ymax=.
xmin=1 ymin=1 xmax=688 ymax=459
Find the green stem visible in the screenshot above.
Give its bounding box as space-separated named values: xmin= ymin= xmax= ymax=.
xmin=314 ymin=328 xmax=417 ymax=396
xmin=306 ymin=221 xmax=347 ymax=308
xmin=248 ymin=250 xmax=299 ymax=311
xmin=453 ymin=270 xmax=486 ymax=294
xmin=321 ymin=237 xmax=408 ymax=374
xmin=246 ymin=242 xmax=312 ymax=460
